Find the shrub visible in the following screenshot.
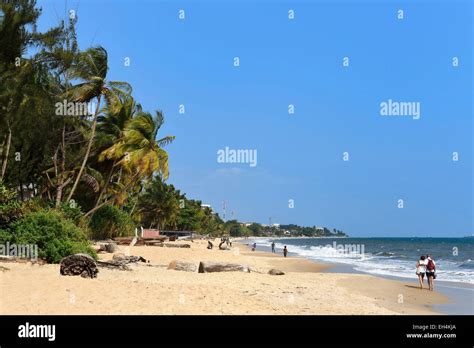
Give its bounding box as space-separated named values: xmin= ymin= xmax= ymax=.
xmin=58 ymin=201 xmax=84 ymax=224
xmin=0 ymin=181 xmax=22 ymax=229
xmin=89 ymin=205 xmax=135 ymax=240
xmin=9 ymin=209 xmax=96 ymax=263
xmin=0 ymin=228 xmax=12 ymax=243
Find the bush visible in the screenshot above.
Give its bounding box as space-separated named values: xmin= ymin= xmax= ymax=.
xmin=0 ymin=228 xmax=12 ymax=243
xmin=89 ymin=205 xmax=135 ymax=240
xmin=58 ymin=201 xmax=84 ymax=224
xmin=9 ymin=210 xmax=96 ymax=263
xmin=0 ymin=181 xmax=22 ymax=229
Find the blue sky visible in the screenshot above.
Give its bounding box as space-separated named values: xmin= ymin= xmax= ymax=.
xmin=36 ymin=0 xmax=472 ymax=237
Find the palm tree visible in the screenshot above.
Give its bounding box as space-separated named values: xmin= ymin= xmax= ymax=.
xmin=85 ymin=108 xmax=174 ymax=217
xmin=93 ymin=95 xmax=139 ymax=206
xmin=137 ymin=177 xmax=180 ymax=229
xmin=66 ymin=46 xmax=131 ymax=202
xmin=102 ymin=110 xmax=175 ymax=181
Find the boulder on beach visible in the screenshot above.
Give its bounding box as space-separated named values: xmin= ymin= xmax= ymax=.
xmin=268 ymin=268 xmax=285 ymax=276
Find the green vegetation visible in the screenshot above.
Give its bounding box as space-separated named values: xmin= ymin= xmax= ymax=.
xmin=223 ymin=222 xmax=347 ymax=238
xmin=137 ymin=176 xmax=224 ymax=234
xmin=9 ymin=210 xmax=96 ymax=263
xmin=0 ymin=1 xmax=224 ymax=262
xmin=279 ymin=225 xmax=347 ymax=237
xmin=0 ymin=182 xmax=22 ymax=228
xmin=0 ymin=2 xmax=346 ymax=263
xmin=89 ymin=205 xmax=135 ymax=240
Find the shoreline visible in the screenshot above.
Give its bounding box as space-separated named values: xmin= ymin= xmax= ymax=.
xmin=0 ymin=238 xmax=449 ymax=315
xmin=238 ymin=239 xmax=473 ymax=315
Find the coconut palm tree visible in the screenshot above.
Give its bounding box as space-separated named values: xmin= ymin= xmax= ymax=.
xmin=137 ymin=177 xmax=180 ymax=229
xmin=66 ymin=46 xmax=131 ymax=202
xmin=93 ymin=95 xmax=140 ymax=206
xmin=102 ymin=110 xmax=174 ymax=181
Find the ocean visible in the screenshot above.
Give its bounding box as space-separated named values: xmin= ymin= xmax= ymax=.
xmin=247 ymin=237 xmax=474 ymax=285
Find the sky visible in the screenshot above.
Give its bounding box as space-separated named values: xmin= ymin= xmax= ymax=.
xmin=35 ymin=0 xmax=472 ymax=237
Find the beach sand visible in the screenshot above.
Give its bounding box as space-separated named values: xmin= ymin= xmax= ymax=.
xmin=0 ymin=239 xmax=448 ymax=315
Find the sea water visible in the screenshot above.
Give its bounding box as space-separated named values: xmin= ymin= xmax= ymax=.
xmin=248 ymin=237 xmax=474 ymax=285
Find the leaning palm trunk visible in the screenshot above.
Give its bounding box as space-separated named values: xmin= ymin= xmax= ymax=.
xmin=55 ymin=124 xmax=67 ymax=207
xmin=1 ymin=125 xmax=12 ymax=180
xmin=94 ymin=158 xmax=116 ymax=208
xmin=67 ymin=95 xmax=101 ymax=202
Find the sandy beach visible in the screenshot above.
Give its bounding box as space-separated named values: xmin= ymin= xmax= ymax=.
xmin=0 ymin=239 xmax=448 ymax=315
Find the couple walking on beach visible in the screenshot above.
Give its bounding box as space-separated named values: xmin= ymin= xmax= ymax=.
xmin=416 ymin=255 xmax=437 ymax=291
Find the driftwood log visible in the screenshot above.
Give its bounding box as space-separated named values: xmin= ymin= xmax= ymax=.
xmin=60 ymin=253 xmax=98 ymax=279
xmin=114 ymin=236 xmax=166 ymax=246
xmin=114 ymin=237 xmax=136 ymax=245
xmin=198 ymin=261 xmax=250 ymax=273
xmin=167 ymin=260 xmax=197 ymax=272
xmin=268 ymin=268 xmax=285 ymax=275
xmin=164 ymin=243 xmax=190 ymax=248
xmin=113 ymin=254 xmax=147 ymax=263
xmin=144 ymin=240 xmax=164 ymax=246
xmin=97 ymin=254 xmax=148 ymax=271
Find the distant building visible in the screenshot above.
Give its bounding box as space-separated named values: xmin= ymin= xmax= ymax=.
xmin=261 ymin=223 xmax=280 ymax=228
xmin=201 ymin=204 xmax=214 ymax=213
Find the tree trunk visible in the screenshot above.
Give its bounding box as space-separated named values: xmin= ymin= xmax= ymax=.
xmin=55 ymin=124 xmax=67 ymax=207
xmin=167 ymin=260 xmax=197 ymax=272
xmin=164 ymin=243 xmax=190 ymax=248
xmin=67 ymin=94 xmax=101 ymax=202
xmin=83 ymin=198 xmax=109 ymax=218
xmin=60 ymin=253 xmax=98 ymax=278
xmin=0 ymin=125 xmax=12 ymax=180
xmin=198 ymin=261 xmax=250 ymax=273
xmin=94 ymin=159 xmax=116 ymax=207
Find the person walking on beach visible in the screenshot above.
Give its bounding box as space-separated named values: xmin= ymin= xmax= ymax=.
xmin=426 ymin=254 xmax=436 ymax=291
xmin=283 ymin=246 xmax=288 ymax=257
xmin=252 ymin=242 xmax=256 ymax=251
xmin=271 ymin=242 xmax=276 ymax=253
xmin=415 ymin=255 xmax=427 ymax=289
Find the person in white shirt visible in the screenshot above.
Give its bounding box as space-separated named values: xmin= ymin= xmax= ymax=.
xmin=415 ymin=255 xmax=427 ymax=289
